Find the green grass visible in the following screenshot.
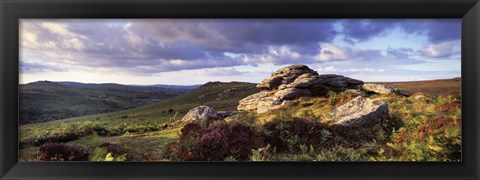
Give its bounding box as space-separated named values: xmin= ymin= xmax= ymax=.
xmin=20 ymin=81 xmax=191 ymax=124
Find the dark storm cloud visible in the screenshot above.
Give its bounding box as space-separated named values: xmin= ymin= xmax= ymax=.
xmin=218 ymin=20 xmax=337 ymax=46
xmin=341 ymin=19 xmax=461 ymax=43
xmin=127 ymin=19 xmax=338 ymax=55
xmin=400 ymin=19 xmax=460 ymax=43
xmin=341 ymin=19 xmax=397 ymax=43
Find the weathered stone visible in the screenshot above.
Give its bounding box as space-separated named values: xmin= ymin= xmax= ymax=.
xmin=281 ymin=74 xmax=363 ymax=95
xmin=362 ymin=83 xmax=394 ymax=95
xmin=315 ymin=74 xmax=364 ymax=90
xmin=256 ymin=98 xmax=282 ymax=113
xmin=274 ymin=88 xmax=311 ymax=100
xmin=331 ymin=96 xmax=388 ymax=127
xmin=237 ymin=91 xmax=281 ymax=113
xmin=256 ymin=64 xmax=318 ymax=90
xmin=181 ymin=106 xmax=218 ymax=122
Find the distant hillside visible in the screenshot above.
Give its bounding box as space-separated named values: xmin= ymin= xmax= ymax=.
xmin=115 ymin=81 xmax=259 ymax=117
xmin=153 ymin=81 xmax=259 ymax=112
xmin=19 ymin=81 xmax=193 ymax=124
xmin=146 ymin=84 xmax=201 ymax=90
xmin=378 ymin=77 xmax=461 ymax=96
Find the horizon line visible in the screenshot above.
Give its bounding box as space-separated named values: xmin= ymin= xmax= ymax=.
xmin=19 ymin=76 xmax=462 ymax=86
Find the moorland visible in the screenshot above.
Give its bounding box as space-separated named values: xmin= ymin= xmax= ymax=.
xmin=19 ymin=65 xmax=461 ymax=162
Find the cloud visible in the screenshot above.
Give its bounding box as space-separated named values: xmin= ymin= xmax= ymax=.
xmin=400 ymin=19 xmax=460 ymax=43
xmin=318 ymin=66 xmax=337 ymax=72
xmin=25 ymin=21 xmax=89 ymax=51
xmin=341 ymin=19 xmax=397 ymax=43
xmin=354 ymin=49 xmax=383 ymax=60
xmin=20 ymin=61 xmax=67 ymax=73
xmin=20 ymin=19 xmax=341 ymax=75
xmin=314 ymin=43 xmax=383 ymax=62
xmin=419 ymin=40 xmax=458 ymax=58
xmin=125 ymin=19 xmax=338 ymax=55
xmin=340 ymin=19 xmax=461 ymax=44
xmin=314 ymin=43 xmax=349 ymax=61
xmin=387 ymin=47 xmax=414 ymax=59
xmin=318 ymin=65 xmax=385 ymax=73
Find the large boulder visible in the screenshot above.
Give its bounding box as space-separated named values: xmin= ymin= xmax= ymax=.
xmin=238 ymin=64 xmax=365 ymax=113
xmin=331 ymin=96 xmax=388 ymax=127
xmin=181 ymin=106 xmax=218 ymax=122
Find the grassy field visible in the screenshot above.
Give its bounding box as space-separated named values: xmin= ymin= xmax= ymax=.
xmin=20 ymin=81 xmax=193 ymax=124
xmin=19 ymin=79 xmax=461 ymax=162
xmin=19 ymin=81 xmax=258 ymax=161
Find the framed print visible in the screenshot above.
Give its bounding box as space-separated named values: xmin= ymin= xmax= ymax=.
xmin=1 ymin=0 xmax=479 ymax=179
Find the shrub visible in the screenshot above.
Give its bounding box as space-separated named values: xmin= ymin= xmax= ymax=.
xmin=262 ymin=118 xmax=330 ymax=152
xmin=37 ymin=143 xmax=87 ymax=161
xmin=93 ymin=126 xmax=109 ymax=136
xmin=27 ymin=133 xmax=80 ymax=147
xmin=377 ymin=116 xmax=462 ymax=161
xmin=177 ymin=121 xmax=261 ymax=161
xmin=180 ymin=123 xmax=202 ymax=140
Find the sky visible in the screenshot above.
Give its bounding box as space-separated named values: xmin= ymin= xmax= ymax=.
xmin=19 ymin=19 xmax=461 ymax=85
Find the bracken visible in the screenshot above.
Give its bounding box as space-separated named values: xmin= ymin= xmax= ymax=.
xmin=37 ymin=143 xmax=87 ymax=161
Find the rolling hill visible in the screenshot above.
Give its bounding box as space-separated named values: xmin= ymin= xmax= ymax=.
xmin=20 ymin=81 xmax=195 ymax=124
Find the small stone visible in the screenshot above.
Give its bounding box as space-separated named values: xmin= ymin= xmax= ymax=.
xmin=362 ymin=83 xmax=395 ymax=95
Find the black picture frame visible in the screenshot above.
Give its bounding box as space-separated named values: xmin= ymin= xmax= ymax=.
xmin=1 ymin=0 xmax=479 ymax=179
